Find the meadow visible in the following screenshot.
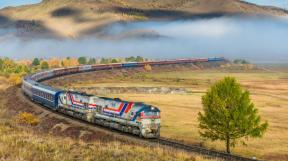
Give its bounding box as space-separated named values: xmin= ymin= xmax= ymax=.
xmin=0 ymin=76 xmax=217 ymax=161
xmin=53 ymin=67 xmax=288 ymax=160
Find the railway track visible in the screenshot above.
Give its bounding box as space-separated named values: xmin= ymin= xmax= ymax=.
xmin=19 ymin=58 xmax=261 ymax=161
xmin=18 ymin=87 xmax=259 ymax=161
xmin=154 ymin=138 xmax=257 ymax=161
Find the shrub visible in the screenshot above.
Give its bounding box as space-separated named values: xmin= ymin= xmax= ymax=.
xmin=144 ymin=64 xmax=152 ymax=71
xmin=16 ymin=112 xmax=39 ymax=126
xmin=78 ymin=57 xmax=87 ymax=65
xmin=111 ymin=59 xmax=118 ymax=63
xmin=40 ymin=61 xmax=49 ymax=69
xmin=32 ymin=58 xmax=40 ymax=66
xmin=9 ymin=74 xmax=22 ymax=85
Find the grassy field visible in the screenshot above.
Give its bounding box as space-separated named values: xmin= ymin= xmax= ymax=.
xmin=0 ymin=76 xmax=217 ymax=161
xmin=55 ymin=68 xmax=288 ymax=160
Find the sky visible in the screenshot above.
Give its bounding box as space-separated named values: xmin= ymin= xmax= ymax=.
xmin=244 ymin=0 xmax=288 ymax=9
xmin=0 ymin=0 xmax=287 ymax=9
xmin=0 ymin=0 xmax=41 ymax=8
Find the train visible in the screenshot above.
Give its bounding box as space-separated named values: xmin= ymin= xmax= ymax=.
xmin=22 ymin=57 xmax=225 ymax=138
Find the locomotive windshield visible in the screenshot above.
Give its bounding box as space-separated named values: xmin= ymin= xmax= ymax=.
xmin=145 ymin=112 xmax=159 ymax=116
xmin=140 ymin=106 xmax=160 ymax=118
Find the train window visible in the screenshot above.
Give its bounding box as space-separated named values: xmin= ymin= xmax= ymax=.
xmin=145 ymin=112 xmax=158 ymax=116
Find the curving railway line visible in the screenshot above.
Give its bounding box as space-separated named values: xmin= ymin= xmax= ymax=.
xmin=21 ymin=57 xmax=258 ymax=161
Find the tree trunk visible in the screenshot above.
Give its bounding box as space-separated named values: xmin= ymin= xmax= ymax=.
xmin=226 ymin=134 xmax=230 ymax=154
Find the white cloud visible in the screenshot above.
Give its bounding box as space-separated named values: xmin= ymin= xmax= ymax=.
xmin=154 ymin=18 xmax=237 ymax=38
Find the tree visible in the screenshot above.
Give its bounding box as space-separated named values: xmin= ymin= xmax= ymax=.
xmin=88 ymin=58 xmax=96 ymax=65
xmin=41 ymin=61 xmax=49 ymax=69
xmin=2 ymin=58 xmax=17 ymax=73
xmin=233 ymin=59 xmax=250 ymax=64
xmin=0 ymin=58 xmax=3 ymax=71
xmin=136 ymin=56 xmax=144 ymax=62
xmin=125 ymin=56 xmax=136 ymax=62
xmin=48 ymin=58 xmax=61 ymax=68
xmin=111 ymin=59 xmax=118 ymax=63
xmin=198 ymin=77 xmax=268 ymax=154
xmin=32 ymin=58 xmax=40 ymax=66
xmin=100 ymin=58 xmax=109 ymax=64
xmin=78 ymin=57 xmax=87 ymax=65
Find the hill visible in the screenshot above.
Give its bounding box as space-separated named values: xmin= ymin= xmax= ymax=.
xmin=0 ymin=0 xmax=287 ymax=38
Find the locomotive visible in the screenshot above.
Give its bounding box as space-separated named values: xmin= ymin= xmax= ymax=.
xmin=22 ymin=57 xmax=225 ymax=138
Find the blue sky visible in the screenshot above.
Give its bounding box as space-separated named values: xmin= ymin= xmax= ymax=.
xmin=0 ymin=0 xmax=41 ymax=8
xmin=244 ymin=0 xmax=288 ymax=9
xmin=0 ymin=0 xmax=287 ymax=9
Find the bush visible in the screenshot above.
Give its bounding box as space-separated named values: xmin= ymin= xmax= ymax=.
xmin=16 ymin=112 xmax=39 ymax=126
xmin=233 ymin=59 xmax=250 ymax=64
xmin=144 ymin=64 xmax=152 ymax=71
xmin=111 ymin=59 xmax=118 ymax=63
xmin=78 ymin=57 xmax=87 ymax=65
xmin=40 ymin=61 xmax=49 ymax=70
xmin=9 ymin=74 xmax=22 ymax=85
xmin=32 ymin=58 xmax=40 ymax=66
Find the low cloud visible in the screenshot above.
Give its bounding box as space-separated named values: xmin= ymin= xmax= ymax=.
xmin=0 ymin=16 xmax=288 ymax=63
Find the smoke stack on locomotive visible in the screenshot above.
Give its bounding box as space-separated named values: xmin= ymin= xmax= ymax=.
xmin=21 ymin=57 xmax=225 ymax=139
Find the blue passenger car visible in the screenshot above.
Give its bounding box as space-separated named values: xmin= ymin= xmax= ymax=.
xmin=32 ymin=83 xmax=62 ymax=110
xmin=208 ymin=57 xmax=225 ymax=62
xmin=122 ymin=62 xmax=139 ymax=68
xmin=22 ymin=78 xmax=35 ymax=98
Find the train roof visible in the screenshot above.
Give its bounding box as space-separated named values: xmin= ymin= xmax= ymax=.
xmin=66 ymin=91 xmax=94 ymax=97
xmin=33 ymin=82 xmax=62 ymax=93
xmin=99 ymin=97 xmax=146 ymax=104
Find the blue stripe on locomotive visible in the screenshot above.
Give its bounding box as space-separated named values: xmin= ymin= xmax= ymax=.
xmin=122 ymin=62 xmax=139 ymax=68
xmin=208 ymin=57 xmax=225 ymax=62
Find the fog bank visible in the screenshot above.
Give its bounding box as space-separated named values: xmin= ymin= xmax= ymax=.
xmin=0 ymin=16 xmax=288 ymax=63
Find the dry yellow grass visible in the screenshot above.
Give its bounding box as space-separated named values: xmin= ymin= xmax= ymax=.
xmin=64 ymin=69 xmax=288 ymax=160
xmin=0 ymin=123 xmax=208 ymax=161
xmin=16 ymin=112 xmax=40 ymax=126
xmin=0 ymin=77 xmax=217 ymax=161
